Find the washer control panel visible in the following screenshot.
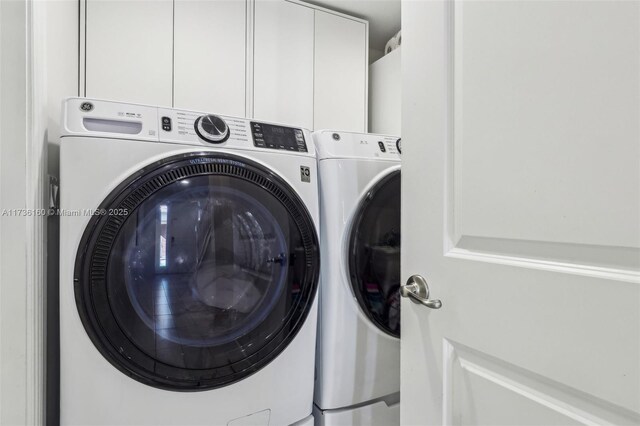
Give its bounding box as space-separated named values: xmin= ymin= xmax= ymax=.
xmin=62 ymin=98 xmax=315 ymax=157
xmin=250 ymin=122 xmax=308 ymax=152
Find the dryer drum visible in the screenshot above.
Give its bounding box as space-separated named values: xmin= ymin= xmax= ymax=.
xmin=74 ymin=152 xmax=320 ymax=391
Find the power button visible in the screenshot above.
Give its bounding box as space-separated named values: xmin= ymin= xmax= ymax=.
xmin=161 ymin=116 xmax=172 ymax=132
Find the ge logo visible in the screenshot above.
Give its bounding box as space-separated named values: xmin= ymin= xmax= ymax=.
xmin=79 ymin=102 xmax=94 ymax=112
xmin=300 ymin=166 xmax=311 ymax=183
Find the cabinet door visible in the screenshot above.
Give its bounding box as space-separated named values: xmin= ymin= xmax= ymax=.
xmin=254 ymin=0 xmax=314 ymax=129
xmin=314 ymin=11 xmax=367 ymax=132
xmin=85 ymin=0 xmax=173 ymax=106
xmin=174 ymin=0 xmax=246 ymax=116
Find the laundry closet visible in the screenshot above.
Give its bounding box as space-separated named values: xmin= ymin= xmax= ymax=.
xmin=5 ymin=0 xmax=637 ymax=424
xmin=42 ymin=1 xmax=403 ymax=426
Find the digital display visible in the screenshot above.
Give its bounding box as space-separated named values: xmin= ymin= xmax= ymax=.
xmin=251 ymin=122 xmax=307 ymax=152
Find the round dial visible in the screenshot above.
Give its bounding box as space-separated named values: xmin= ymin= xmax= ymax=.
xmin=396 ymin=138 xmax=402 ymax=154
xmin=195 ymin=115 xmax=230 ymax=143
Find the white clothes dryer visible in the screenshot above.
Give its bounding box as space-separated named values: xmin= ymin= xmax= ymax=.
xmin=312 ymin=131 xmax=401 ymax=426
xmin=59 ymin=98 xmax=320 ymax=426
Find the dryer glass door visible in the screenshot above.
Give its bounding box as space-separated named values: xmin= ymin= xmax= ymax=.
xmin=74 ymin=153 xmax=319 ymax=391
xmin=348 ymin=170 xmax=401 ymax=337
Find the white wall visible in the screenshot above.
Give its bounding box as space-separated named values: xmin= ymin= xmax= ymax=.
xmin=44 ymin=2 xmax=78 ymax=423
xmin=369 ymin=48 xmax=384 ymax=64
xmin=47 ymin=0 xmax=79 ymax=179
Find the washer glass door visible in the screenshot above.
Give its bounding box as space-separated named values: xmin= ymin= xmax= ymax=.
xmin=348 ymin=170 xmax=401 ymax=337
xmin=74 ymin=153 xmax=319 ymax=390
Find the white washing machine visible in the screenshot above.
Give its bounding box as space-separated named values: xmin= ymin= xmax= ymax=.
xmin=312 ymin=131 xmax=401 ymax=426
xmin=59 ymin=98 xmax=320 ymax=426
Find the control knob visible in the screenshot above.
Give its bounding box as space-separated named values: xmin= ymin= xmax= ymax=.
xmin=195 ymin=115 xmax=230 ymax=143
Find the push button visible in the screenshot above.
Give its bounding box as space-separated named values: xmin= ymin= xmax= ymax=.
xmin=378 ymin=141 xmax=386 ymax=152
xmin=161 ymin=117 xmax=172 ymax=131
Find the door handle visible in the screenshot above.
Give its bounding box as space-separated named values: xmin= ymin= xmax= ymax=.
xmin=401 ymin=275 xmax=442 ymax=309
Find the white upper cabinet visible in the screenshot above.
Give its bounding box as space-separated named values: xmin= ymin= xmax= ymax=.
xmin=85 ymin=0 xmax=173 ymax=106
xmin=253 ymin=0 xmax=314 ymax=129
xmin=82 ymin=0 xmax=368 ymax=131
xmin=369 ymin=48 xmax=401 ymax=135
xmin=314 ymin=10 xmax=367 ymax=132
xmin=174 ymin=0 xmax=246 ymax=117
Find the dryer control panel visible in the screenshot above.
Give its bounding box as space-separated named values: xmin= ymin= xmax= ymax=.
xmin=313 ymin=130 xmax=401 ymax=162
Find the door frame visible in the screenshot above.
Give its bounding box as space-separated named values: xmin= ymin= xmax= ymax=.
xmin=0 ymin=0 xmax=48 ymax=423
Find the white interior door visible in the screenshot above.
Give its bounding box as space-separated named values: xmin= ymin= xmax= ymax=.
xmin=401 ymin=1 xmax=640 ymax=425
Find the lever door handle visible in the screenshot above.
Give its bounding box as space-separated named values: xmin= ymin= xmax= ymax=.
xmin=400 ymin=275 xmax=442 ymax=309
